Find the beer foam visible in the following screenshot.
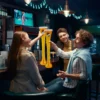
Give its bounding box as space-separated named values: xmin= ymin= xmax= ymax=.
xmin=39 ymin=26 xmax=48 ymax=29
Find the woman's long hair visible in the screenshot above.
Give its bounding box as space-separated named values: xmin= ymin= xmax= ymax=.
xmin=6 ymin=31 xmax=26 ymax=80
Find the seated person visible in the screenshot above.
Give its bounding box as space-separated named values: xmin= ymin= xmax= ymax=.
xmin=45 ymin=29 xmax=93 ymax=94
xmin=6 ymin=31 xmax=47 ymax=93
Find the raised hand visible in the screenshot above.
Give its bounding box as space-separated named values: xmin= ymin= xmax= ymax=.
xmin=38 ymin=31 xmax=44 ymax=38
xmin=50 ymin=41 xmax=58 ymax=52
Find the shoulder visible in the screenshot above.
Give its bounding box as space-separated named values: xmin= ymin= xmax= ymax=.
xmin=77 ymin=49 xmax=91 ymax=61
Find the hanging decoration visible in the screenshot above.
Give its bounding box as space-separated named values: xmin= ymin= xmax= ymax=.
xmin=58 ymin=0 xmax=74 ymax=17
xmin=81 ymin=13 xmax=92 ymax=24
xmin=25 ymin=0 xmax=82 ymax=20
xmin=24 ymin=0 xmax=31 ymax=4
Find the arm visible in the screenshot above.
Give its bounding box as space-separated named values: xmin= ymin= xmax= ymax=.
xmin=29 ymin=31 xmax=44 ymax=47
xmin=57 ymin=58 xmax=87 ymax=80
xmin=50 ymin=41 xmax=73 ymax=59
xmin=57 ymin=70 xmax=80 ymax=80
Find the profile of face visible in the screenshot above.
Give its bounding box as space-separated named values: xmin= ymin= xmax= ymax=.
xmin=58 ymin=32 xmax=69 ymax=43
xmin=74 ymin=33 xmax=85 ymax=48
xmin=21 ymin=33 xmax=31 ymax=47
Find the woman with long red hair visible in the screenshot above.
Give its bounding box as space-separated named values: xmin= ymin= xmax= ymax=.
xmin=6 ymin=31 xmax=47 ymax=93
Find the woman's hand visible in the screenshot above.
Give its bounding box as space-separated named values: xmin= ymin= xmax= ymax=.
xmin=38 ymin=31 xmax=45 ymax=38
xmin=37 ymin=87 xmax=48 ymax=92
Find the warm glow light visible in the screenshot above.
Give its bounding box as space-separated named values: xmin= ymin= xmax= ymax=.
xmin=24 ymin=0 xmax=31 ymax=4
xmin=64 ymin=10 xmax=69 ymax=17
xmin=84 ymin=18 xmax=89 ymax=24
xmin=58 ymin=0 xmax=74 ymax=17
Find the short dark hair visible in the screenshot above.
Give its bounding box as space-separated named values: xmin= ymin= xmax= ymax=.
xmin=75 ymin=29 xmax=94 ymax=48
xmin=57 ymin=28 xmax=68 ymax=36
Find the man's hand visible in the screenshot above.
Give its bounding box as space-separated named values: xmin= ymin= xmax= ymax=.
xmin=56 ymin=70 xmax=68 ymax=78
xmin=50 ymin=41 xmax=58 ymax=52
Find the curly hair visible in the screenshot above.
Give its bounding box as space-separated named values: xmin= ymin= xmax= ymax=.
xmin=75 ymin=29 xmax=94 ymax=48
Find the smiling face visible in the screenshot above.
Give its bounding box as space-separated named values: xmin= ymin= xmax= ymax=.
xmin=74 ymin=29 xmax=94 ymax=48
xmin=58 ymin=32 xmax=69 ymax=43
xmin=74 ymin=33 xmax=85 ymax=48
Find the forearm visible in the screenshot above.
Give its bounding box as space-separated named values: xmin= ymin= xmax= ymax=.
xmin=56 ymin=48 xmax=71 ymax=59
xmin=29 ymin=36 xmax=41 ymax=47
xmin=66 ymin=73 xmax=80 ymax=80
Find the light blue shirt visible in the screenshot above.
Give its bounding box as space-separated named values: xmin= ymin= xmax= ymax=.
xmin=56 ymin=48 xmax=92 ymax=88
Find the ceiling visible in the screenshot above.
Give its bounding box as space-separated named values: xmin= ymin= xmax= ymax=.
xmin=0 ymin=0 xmax=100 ymax=24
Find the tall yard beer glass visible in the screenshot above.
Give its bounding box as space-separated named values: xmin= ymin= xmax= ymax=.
xmin=39 ymin=26 xmax=48 ymax=65
xmin=45 ymin=29 xmax=53 ymax=68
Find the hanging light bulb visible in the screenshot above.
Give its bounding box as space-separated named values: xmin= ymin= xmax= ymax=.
xmin=58 ymin=0 xmax=74 ymax=17
xmin=84 ymin=13 xmax=89 ymax=24
xmin=63 ymin=1 xmax=70 ymax=17
xmin=84 ymin=18 xmax=89 ymax=24
xmin=24 ymin=0 xmax=31 ymax=4
xmin=64 ymin=10 xmax=69 ymax=17
xmin=81 ymin=12 xmax=92 ymax=24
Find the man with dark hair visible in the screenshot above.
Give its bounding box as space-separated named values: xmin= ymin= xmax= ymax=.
xmin=45 ymin=29 xmax=93 ymax=93
xmin=56 ymin=28 xmax=73 ymax=71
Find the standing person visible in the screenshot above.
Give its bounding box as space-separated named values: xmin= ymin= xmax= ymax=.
xmin=56 ymin=28 xmax=74 ymax=71
xmin=45 ymin=29 xmax=93 ymax=93
xmin=6 ymin=31 xmax=47 ymax=93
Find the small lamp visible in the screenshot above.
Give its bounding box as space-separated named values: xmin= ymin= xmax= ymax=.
xmin=84 ymin=18 xmax=89 ymax=24
xmin=24 ymin=0 xmax=31 ymax=4
xmin=81 ymin=12 xmax=92 ymax=24
xmin=59 ymin=0 xmax=74 ymax=17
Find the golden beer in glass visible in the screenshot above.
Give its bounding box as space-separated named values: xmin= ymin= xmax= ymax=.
xmin=39 ymin=26 xmax=48 ymax=65
xmin=45 ymin=29 xmax=53 ymax=68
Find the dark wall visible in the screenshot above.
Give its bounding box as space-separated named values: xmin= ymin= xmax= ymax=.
xmin=0 ymin=1 xmax=81 ymax=44
xmin=49 ymin=14 xmax=80 ymax=43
